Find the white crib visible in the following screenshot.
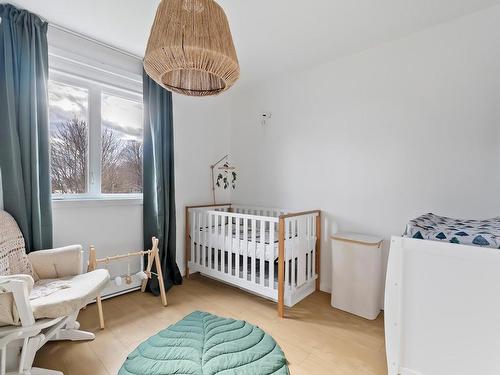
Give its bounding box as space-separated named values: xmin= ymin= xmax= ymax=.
xmin=185 ymin=204 xmax=321 ymax=317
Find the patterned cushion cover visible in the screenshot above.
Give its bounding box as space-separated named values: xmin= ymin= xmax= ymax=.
xmin=404 ymin=213 xmax=500 ymax=249
xmin=0 ymin=210 xmax=34 ymax=277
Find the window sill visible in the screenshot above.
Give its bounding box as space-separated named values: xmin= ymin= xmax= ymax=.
xmin=52 ymin=196 xmax=143 ymax=208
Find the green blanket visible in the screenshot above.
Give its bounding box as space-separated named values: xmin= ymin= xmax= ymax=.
xmin=119 ymin=311 xmax=290 ymax=375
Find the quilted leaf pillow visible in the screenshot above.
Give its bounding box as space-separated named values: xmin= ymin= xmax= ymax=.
xmin=119 ymin=311 xmax=290 ymax=375
xmin=0 ymin=210 xmax=34 ymax=277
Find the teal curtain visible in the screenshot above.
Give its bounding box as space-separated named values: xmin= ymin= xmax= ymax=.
xmin=143 ymin=71 xmax=182 ymax=294
xmin=0 ymin=4 xmax=52 ymax=252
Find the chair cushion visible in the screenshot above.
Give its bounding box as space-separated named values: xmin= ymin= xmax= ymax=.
xmin=31 ymin=269 xmax=109 ymax=320
xmin=0 ymin=210 xmax=34 ymax=278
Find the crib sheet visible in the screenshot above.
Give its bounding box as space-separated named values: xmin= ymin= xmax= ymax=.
xmin=196 ymin=224 xmax=299 ymax=261
xmin=199 ymin=223 xmax=279 ymax=243
xmin=404 ymin=213 xmax=500 ymax=249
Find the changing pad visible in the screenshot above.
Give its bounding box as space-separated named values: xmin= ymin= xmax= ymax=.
xmin=404 ymin=213 xmax=500 ymax=249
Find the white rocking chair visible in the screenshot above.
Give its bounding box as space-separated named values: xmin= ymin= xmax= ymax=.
xmin=0 ymin=173 xmax=110 ymax=375
xmin=0 ymin=250 xmax=110 ymax=375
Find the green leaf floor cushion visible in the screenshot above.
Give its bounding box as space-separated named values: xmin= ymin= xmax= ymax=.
xmin=119 ymin=311 xmax=290 ymax=375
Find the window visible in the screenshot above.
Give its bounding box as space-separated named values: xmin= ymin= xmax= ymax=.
xmin=101 ymin=94 xmax=143 ymax=194
xmin=49 ymin=71 xmax=143 ymax=199
xmin=49 ymin=81 xmax=89 ymax=194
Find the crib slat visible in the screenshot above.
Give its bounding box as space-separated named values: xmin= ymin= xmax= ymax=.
xmin=201 ymin=212 xmax=208 ymax=267
xmin=289 ymin=219 xmax=295 ymax=291
xmin=198 ymin=210 xmax=202 ymax=265
xmin=297 ymin=218 xmax=306 ymax=287
xmin=251 ymin=219 xmax=257 ymax=284
xmin=235 ymin=217 xmax=240 ymax=279
xmin=311 ymin=216 xmax=320 ymax=277
xmin=304 ymin=216 xmax=308 ymax=281
xmin=221 ymin=214 xmax=226 ymax=274
xmin=260 ymin=220 xmax=265 ymax=286
xmin=198 ymin=211 xmax=203 ymax=265
xmin=215 ymin=214 xmax=220 ymax=272
xmin=208 ymin=213 xmax=213 ymax=270
xmin=243 ymin=217 xmax=249 ymax=281
xmin=193 ymin=211 xmax=197 ymax=264
xmin=228 ymin=215 xmax=233 ymax=276
xmin=310 ymin=216 xmax=315 ymax=280
xmin=293 ymin=219 xmax=297 ymax=289
xmin=269 ymin=221 xmax=275 ymax=290
xmin=190 ymin=210 xmax=195 ymax=266
xmin=285 ymin=218 xmax=290 ymax=292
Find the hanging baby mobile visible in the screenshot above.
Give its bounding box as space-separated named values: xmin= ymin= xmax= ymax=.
xmin=210 ymin=154 xmax=236 ymax=204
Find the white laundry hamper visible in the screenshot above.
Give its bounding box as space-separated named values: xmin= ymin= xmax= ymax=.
xmin=331 ymin=233 xmax=383 ymax=320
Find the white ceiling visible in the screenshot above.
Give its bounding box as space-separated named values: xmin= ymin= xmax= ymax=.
xmin=8 ymin=0 xmax=500 ymax=87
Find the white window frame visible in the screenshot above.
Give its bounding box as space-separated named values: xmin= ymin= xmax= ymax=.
xmin=49 ymin=69 xmax=144 ymax=202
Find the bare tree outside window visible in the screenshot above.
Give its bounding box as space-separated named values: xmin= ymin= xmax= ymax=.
xmin=50 ymin=118 xmax=88 ymax=193
xmin=101 ymin=93 xmax=143 ymax=194
xmin=48 ymin=80 xmax=143 ymax=196
xmin=100 ymin=129 xmax=143 ymax=193
xmin=49 ymin=81 xmax=89 ymax=194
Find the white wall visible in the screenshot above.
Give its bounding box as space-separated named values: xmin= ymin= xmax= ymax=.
xmin=52 ymin=200 xmax=143 ymax=296
xmin=50 ymin=5 xmax=500 ymax=300
xmin=52 ymin=94 xmax=231 ymax=283
xmin=229 ymin=6 xmax=500 ymax=293
xmin=173 ymin=95 xmax=231 ymax=275
xmin=49 ymin=28 xmax=232 ymax=290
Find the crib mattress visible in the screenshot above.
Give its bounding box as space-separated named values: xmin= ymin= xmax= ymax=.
xmin=404 ymin=213 xmax=500 ymax=249
xmin=200 ymin=224 xmax=280 ymax=243
xmin=196 ymin=224 xmax=296 ymax=261
xmin=208 ymin=234 xmax=279 ymax=261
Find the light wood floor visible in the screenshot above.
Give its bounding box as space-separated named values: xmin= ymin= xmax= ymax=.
xmin=35 ymin=275 xmax=387 ymax=374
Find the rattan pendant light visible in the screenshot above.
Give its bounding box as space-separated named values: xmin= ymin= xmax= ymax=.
xmin=144 ymin=0 xmax=240 ymax=97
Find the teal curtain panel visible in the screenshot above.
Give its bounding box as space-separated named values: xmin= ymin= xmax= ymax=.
xmin=0 ymin=4 xmax=53 ymax=252
xmin=143 ymin=71 xmax=182 ymax=293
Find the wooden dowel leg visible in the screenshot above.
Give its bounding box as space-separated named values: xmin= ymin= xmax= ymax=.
xmin=154 ymin=248 xmax=168 ymax=307
xmin=142 ymin=250 xmax=154 ymax=293
xmin=88 ymin=246 xmax=104 ymax=327
xmin=96 ymin=295 xmax=105 ymax=329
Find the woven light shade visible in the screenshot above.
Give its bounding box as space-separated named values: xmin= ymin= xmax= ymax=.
xmin=144 ymin=0 xmax=240 ymax=97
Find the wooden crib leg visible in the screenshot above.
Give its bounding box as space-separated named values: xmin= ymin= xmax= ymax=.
xmin=278 ymin=217 xmax=285 ymax=318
